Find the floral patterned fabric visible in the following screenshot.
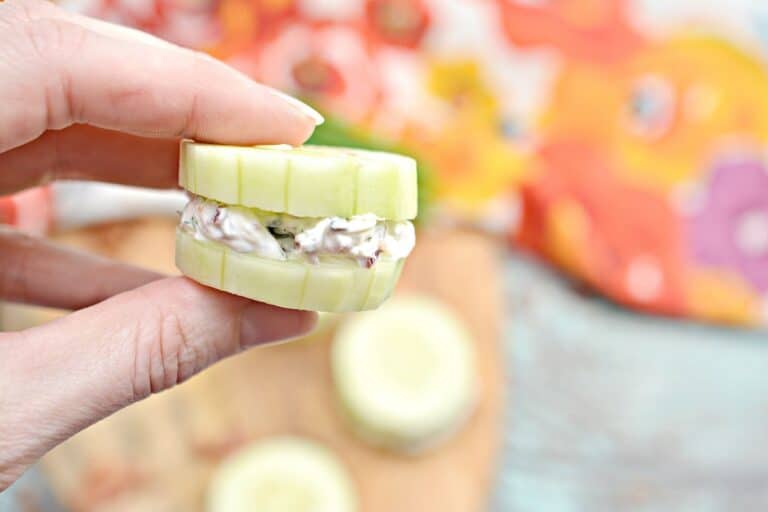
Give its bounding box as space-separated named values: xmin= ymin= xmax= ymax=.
xmin=58 ymin=0 xmax=768 ymax=328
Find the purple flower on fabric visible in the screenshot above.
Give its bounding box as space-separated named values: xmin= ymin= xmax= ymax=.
xmin=688 ymin=156 xmax=768 ymax=292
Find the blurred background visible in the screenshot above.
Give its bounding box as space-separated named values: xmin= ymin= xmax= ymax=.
xmin=3 ymin=0 xmax=768 ymax=510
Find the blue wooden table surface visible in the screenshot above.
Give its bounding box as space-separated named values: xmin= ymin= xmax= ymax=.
xmin=492 ymin=253 xmax=768 ymax=512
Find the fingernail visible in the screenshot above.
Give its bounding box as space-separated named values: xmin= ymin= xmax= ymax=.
xmin=239 ymin=304 xmax=318 ymax=348
xmin=268 ymin=88 xmax=325 ymax=126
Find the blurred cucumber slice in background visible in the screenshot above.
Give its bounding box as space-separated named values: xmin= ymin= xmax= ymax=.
xmin=207 ymin=437 xmax=357 ymax=512
xmin=332 ymin=295 xmax=477 ymax=453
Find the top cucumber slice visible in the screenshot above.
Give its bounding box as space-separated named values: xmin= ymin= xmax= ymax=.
xmin=179 ymin=142 xmax=418 ymax=220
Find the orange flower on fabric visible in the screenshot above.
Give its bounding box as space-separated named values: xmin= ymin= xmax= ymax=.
xmin=206 ymin=0 xmax=297 ymax=59
xmin=495 ymin=0 xmax=644 ymax=64
xmin=540 ymin=60 xmax=622 ymax=145
xmin=254 ymin=23 xmax=381 ymax=122
xmin=365 ymin=0 xmax=430 ymax=49
xmin=517 ymin=140 xmax=687 ymax=315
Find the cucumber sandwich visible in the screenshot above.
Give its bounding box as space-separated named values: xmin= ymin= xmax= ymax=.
xmin=176 ymin=142 xmax=418 ymax=312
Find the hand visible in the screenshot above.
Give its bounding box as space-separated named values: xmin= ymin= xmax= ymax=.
xmin=0 ymin=0 xmax=321 ymax=489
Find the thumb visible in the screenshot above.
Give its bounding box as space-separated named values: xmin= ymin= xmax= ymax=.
xmin=0 ymin=277 xmax=316 ymax=489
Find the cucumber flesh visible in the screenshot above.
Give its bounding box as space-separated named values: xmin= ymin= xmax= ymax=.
xmin=175 ymin=229 xmax=402 ymax=312
xmin=207 ymin=437 xmax=357 ymax=512
xmin=179 ymin=142 xmax=418 ymax=220
xmin=331 ymin=296 xmax=477 ymax=452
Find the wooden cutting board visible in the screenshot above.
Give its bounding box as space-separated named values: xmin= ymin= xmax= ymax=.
xmin=31 ymin=218 xmax=504 ymax=512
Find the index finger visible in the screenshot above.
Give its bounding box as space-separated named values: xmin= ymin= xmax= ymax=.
xmin=0 ymin=0 xmax=322 ymax=154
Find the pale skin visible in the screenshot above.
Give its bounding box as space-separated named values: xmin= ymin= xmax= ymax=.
xmin=0 ymin=0 xmax=321 ymax=489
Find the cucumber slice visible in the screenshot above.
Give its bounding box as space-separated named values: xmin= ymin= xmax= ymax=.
xmin=331 ymin=296 xmax=477 ymax=453
xmin=176 ymin=225 xmax=225 ymax=288
xmin=175 ymin=230 xmax=403 ymax=312
xmin=180 ymin=142 xmax=418 ymax=220
xmin=207 ymin=436 xmax=357 ymax=512
xmin=193 ymin=143 xmax=241 ymax=205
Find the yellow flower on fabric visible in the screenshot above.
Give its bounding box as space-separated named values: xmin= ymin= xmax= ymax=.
xmin=615 ymin=35 xmax=768 ymax=191
xmin=687 ymin=269 xmax=760 ymax=326
xmin=542 ymin=34 xmax=768 ymax=192
xmin=413 ymin=110 xmax=527 ymax=217
xmin=426 ymin=59 xmax=498 ymax=120
xmin=540 ymin=61 xmax=621 ymax=143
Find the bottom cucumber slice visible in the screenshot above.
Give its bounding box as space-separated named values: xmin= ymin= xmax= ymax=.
xmin=175 ymin=230 xmax=404 ymax=312
xmin=331 ymin=296 xmax=477 ymax=453
xmin=207 ymin=437 xmax=357 ymax=512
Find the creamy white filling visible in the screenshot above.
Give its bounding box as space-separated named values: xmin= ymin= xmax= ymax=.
xmin=180 ymin=196 xmax=415 ymax=267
